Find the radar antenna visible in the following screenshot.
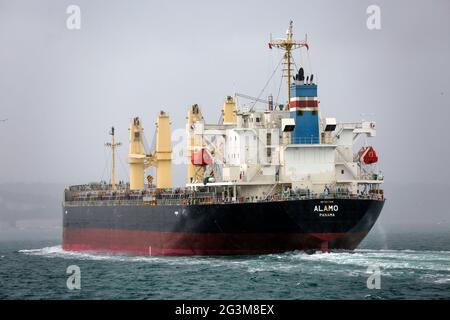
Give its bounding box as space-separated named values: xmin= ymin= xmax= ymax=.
xmin=269 ymin=20 xmax=309 ymax=109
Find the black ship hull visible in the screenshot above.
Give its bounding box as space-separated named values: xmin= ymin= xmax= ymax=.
xmin=62 ymin=198 xmax=384 ymax=256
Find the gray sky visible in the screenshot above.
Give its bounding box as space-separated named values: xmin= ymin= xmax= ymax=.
xmin=0 ymin=0 xmax=449 ymax=192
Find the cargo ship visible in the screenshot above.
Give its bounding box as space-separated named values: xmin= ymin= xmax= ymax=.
xmin=62 ymin=22 xmax=385 ymax=256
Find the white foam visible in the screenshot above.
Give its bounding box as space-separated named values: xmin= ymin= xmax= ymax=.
xmin=19 ymin=246 xmax=157 ymax=262
xmin=434 ymin=278 xmax=450 ymax=284
xmin=18 ymin=246 xmax=450 ymax=275
xmin=19 ymin=246 xmax=63 ymax=255
xmin=288 ymin=250 xmax=450 ymax=272
xmin=17 ymin=246 xmax=255 ymax=269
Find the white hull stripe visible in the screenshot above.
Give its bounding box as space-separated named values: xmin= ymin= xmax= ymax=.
xmin=290 ymin=97 xmax=318 ymax=102
xmin=290 ymin=107 xmax=319 ymax=112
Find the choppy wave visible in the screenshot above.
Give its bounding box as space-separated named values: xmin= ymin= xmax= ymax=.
xmin=12 ymin=244 xmax=450 ymax=299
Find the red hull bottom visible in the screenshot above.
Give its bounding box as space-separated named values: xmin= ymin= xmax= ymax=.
xmin=63 ymin=228 xmax=368 ymax=256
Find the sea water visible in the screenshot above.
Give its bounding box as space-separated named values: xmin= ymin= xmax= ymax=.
xmin=0 ymin=226 xmax=449 ymax=299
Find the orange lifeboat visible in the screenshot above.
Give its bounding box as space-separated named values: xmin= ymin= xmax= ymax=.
xmin=191 ymin=148 xmax=212 ymax=166
xmin=355 ymin=146 xmax=378 ymax=164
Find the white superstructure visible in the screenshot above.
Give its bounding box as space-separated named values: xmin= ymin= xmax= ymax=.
xmin=185 ymin=98 xmax=383 ymax=201
xmin=185 ymin=21 xmax=383 ymax=202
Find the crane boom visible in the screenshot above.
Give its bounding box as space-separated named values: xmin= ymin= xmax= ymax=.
xmin=235 ymin=93 xmax=270 ymax=104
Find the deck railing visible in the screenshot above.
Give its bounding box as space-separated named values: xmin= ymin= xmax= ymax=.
xmin=64 ymin=187 xmax=384 ymax=207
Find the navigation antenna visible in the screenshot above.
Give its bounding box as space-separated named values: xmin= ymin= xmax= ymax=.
xmin=269 ymin=20 xmax=309 ymax=109
xmin=105 ymin=127 xmax=122 ymax=190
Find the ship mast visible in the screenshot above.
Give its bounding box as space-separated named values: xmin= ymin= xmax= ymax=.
xmin=105 ymin=127 xmax=121 ymax=190
xmin=269 ymin=20 xmax=309 ymax=109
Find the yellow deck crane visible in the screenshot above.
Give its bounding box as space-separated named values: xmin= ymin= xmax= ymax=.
xmin=186 ymin=97 xmax=235 ymax=184
xmin=128 ymin=111 xmax=172 ymax=190
xmin=186 ymin=104 xmax=204 ymax=183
